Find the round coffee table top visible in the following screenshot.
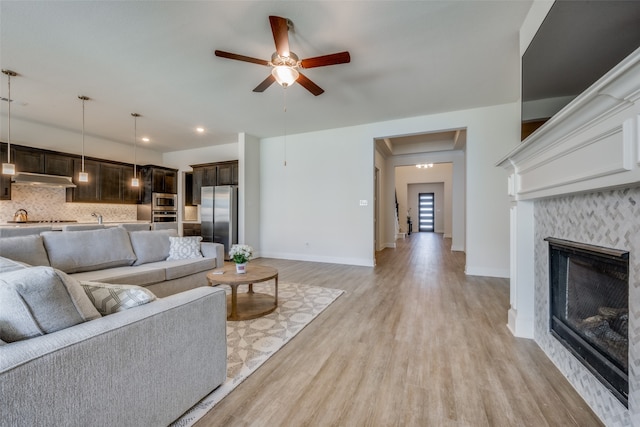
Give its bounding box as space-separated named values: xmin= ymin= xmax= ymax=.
xmin=207 ymin=263 xmax=278 ymax=285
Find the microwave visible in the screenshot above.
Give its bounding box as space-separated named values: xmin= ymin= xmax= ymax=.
xmin=152 ymin=193 xmax=177 ymax=211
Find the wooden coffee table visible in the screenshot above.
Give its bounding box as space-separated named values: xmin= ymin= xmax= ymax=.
xmin=206 ymin=263 xmax=278 ymax=321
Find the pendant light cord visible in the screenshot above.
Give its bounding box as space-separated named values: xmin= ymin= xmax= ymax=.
xmin=81 ymin=97 xmax=85 ymax=172
xmin=7 ymin=72 xmax=11 ymax=164
xmin=133 ymin=115 xmax=137 ymax=176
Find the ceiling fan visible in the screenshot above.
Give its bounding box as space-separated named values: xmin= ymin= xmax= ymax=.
xmin=214 ymin=16 xmax=350 ymax=96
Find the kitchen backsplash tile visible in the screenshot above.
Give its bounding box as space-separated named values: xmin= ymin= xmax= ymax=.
xmin=0 ymin=186 xmax=137 ymax=223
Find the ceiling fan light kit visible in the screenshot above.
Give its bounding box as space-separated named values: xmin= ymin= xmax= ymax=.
xmin=214 ymin=15 xmax=350 ymax=96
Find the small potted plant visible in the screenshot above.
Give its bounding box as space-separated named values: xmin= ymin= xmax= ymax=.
xmin=229 ymin=244 xmax=253 ymax=274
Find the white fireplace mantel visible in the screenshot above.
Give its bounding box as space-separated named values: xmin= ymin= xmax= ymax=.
xmin=497 ymin=48 xmax=640 ymax=340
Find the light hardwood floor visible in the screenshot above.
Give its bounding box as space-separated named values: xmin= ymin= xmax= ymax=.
xmin=195 ymin=233 xmax=603 ymax=427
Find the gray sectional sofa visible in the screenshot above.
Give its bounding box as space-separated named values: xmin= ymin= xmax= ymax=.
xmin=0 ymin=226 xmax=224 ymax=297
xmin=0 ymin=227 xmax=228 ymax=426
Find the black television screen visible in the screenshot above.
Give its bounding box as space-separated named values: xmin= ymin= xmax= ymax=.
xmin=521 ymin=0 xmax=640 ymax=140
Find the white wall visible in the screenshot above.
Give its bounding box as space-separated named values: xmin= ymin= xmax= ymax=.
xmin=259 ymin=102 xmax=518 ymax=274
xmin=260 ymin=126 xmax=374 ymax=266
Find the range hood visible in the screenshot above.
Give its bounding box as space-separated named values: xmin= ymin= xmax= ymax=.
xmin=11 ymin=172 xmax=77 ymax=188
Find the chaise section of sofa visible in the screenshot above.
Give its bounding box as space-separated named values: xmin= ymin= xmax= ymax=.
xmin=0 ymin=286 xmax=227 ymax=427
xmin=0 ymin=226 xmax=224 ymax=297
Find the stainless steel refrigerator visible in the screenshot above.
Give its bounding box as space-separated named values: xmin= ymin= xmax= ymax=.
xmin=201 ymin=185 xmax=238 ymax=259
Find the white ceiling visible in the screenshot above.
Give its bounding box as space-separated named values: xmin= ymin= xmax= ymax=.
xmin=0 ymin=1 xmax=532 ymax=154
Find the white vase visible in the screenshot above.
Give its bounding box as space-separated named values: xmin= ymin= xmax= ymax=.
xmin=235 ymin=262 xmax=247 ymax=274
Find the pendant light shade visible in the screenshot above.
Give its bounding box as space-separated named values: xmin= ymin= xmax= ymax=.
xmin=78 ymin=95 xmax=90 ymax=182
xmin=2 ymin=69 xmax=17 ymax=175
xmin=131 ymin=113 xmax=140 ymax=187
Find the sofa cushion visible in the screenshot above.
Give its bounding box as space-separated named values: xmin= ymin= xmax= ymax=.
xmin=145 ymin=257 xmax=216 ymax=281
xmin=167 ymin=236 xmax=203 ymax=260
xmin=0 ymin=266 xmax=101 ymax=343
xmin=0 ymin=256 xmax=29 ymax=273
xmin=42 ymin=227 xmax=137 ymax=274
xmin=70 ymin=265 xmax=166 ymax=287
xmin=0 ymin=235 xmax=50 ymax=267
xmin=80 ymin=281 xmax=157 ymax=316
xmin=129 ymin=229 xmax=177 ymax=266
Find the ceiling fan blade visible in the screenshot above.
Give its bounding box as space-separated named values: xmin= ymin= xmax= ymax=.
xmin=214 ymin=50 xmax=269 ymax=66
xmin=253 ymin=75 xmax=276 ymax=92
xmin=296 ymin=72 xmax=324 ymax=96
xmin=300 ymin=51 xmax=351 ymax=69
xmin=269 ymin=16 xmax=291 ymax=57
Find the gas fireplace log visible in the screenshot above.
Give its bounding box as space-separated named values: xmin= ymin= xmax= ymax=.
xmin=580 ymin=315 xmax=626 ymax=343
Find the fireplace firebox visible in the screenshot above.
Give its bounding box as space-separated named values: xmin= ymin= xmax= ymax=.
xmin=545 ymin=237 xmax=629 ymax=406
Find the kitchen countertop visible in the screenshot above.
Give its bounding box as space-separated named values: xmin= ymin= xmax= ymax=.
xmin=0 ymin=220 xmax=151 ymax=229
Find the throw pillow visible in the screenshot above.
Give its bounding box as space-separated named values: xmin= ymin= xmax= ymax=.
xmin=128 ymin=229 xmax=178 ymax=266
xmin=0 ymin=266 xmax=101 ymax=343
xmin=80 ymin=281 xmax=157 ymax=316
xmin=167 ymin=236 xmax=203 ymax=260
xmin=0 ymin=234 xmax=50 ymax=267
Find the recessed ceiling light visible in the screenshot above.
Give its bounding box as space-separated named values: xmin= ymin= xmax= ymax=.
xmin=141 ymin=137 xmax=150 ymax=142
xmin=196 ymin=127 xmax=205 ymax=133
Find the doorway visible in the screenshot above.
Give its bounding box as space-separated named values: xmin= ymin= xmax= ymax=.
xmin=418 ymin=192 xmax=435 ymax=232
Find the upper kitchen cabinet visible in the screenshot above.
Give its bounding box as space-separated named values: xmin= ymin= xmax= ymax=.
xmin=67 ymin=159 xmax=100 ymax=202
xmin=122 ymin=167 xmax=140 ymax=204
xmin=190 ymin=160 xmax=237 ymax=205
xmin=99 ymin=163 xmax=124 ymax=203
xmin=12 ymin=146 xmax=73 ymax=176
xmin=217 ymin=162 xmax=238 ymax=186
xmin=139 ymin=166 xmax=178 ymax=203
xmin=13 ymin=146 xmax=44 ymax=173
xmin=66 ymin=159 xmax=139 ymax=204
xmin=44 ymin=153 xmax=74 ymax=176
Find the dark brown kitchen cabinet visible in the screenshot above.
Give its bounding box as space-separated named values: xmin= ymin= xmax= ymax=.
xmin=122 ymin=167 xmax=140 ymax=203
xmin=151 ymin=168 xmax=177 ymax=194
xmin=68 ymin=159 xmax=100 ymax=202
xmin=13 ymin=147 xmax=44 ymax=173
xmin=182 ymin=222 xmax=201 ymax=236
xmin=44 ymin=153 xmax=74 ymax=177
xmin=217 ymin=162 xmax=238 ymax=186
xmin=190 ymin=160 xmax=237 ymax=205
xmin=67 ymin=160 xmax=139 ymax=204
xmin=99 ymin=163 xmax=123 ymax=202
xmin=139 ymin=166 xmax=178 ymax=203
xmin=191 ymin=166 xmax=215 ymax=205
xmin=0 ymin=144 xmax=11 ymax=200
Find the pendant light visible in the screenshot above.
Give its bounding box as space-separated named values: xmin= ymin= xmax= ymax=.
xmin=1 ymin=69 xmax=17 ymax=175
xmin=131 ymin=113 xmax=140 ymax=187
xmin=78 ymin=95 xmax=90 ymax=182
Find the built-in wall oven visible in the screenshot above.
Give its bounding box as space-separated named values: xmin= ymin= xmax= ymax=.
xmin=152 ymin=210 xmax=178 ymax=223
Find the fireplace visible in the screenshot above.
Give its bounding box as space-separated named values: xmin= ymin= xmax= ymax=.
xmin=546 ymin=237 xmax=629 ymax=406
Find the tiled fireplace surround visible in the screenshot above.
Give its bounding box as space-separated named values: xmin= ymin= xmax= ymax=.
xmin=500 ymin=49 xmax=640 ymax=426
xmin=535 ymin=189 xmax=637 ymax=425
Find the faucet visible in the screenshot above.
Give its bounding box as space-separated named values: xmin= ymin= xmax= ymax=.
xmin=91 ymin=212 xmax=103 ymax=224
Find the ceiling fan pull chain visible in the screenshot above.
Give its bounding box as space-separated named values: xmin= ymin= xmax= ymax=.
xmin=283 ymin=88 xmax=287 ymax=166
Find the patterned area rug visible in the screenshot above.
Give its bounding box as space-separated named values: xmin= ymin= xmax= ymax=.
xmin=171 ymin=282 xmax=344 ymax=427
